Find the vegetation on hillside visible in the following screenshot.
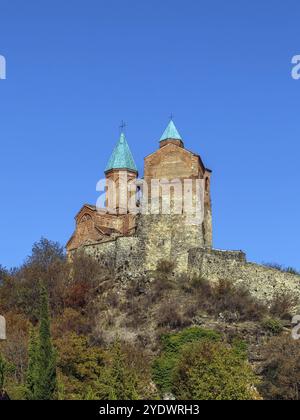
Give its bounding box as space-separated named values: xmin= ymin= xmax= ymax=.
xmin=0 ymin=238 xmax=299 ymax=400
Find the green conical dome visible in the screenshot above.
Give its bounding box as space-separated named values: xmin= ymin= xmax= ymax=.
xmin=105 ymin=132 xmax=137 ymax=173
xmin=160 ymin=120 xmax=183 ymax=142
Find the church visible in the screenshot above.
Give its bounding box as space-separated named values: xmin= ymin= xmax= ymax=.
xmin=66 ymin=119 xmax=300 ymax=307
xmin=67 ymin=119 xmax=213 ymax=272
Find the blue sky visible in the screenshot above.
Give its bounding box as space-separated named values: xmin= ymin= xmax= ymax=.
xmin=0 ymin=0 xmax=299 ymax=269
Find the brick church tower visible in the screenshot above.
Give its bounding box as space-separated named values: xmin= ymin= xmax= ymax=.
xmin=66 ymin=131 xmax=138 ymax=252
xmin=136 ymin=120 xmax=213 ymax=271
xmin=104 ymin=131 xmax=138 ymax=214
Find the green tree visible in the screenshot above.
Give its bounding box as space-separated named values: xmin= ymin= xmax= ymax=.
xmin=25 ymin=327 xmax=39 ymax=399
xmin=173 ymin=340 xmax=260 ymax=400
xmin=153 ymin=327 xmax=220 ymax=395
xmin=109 ymin=340 xmax=138 ymax=400
xmin=55 ymin=332 xmax=107 ymax=400
xmin=94 ymin=340 xmax=139 ymax=400
xmin=26 ymin=283 xmax=57 ymax=400
xmin=35 ymin=283 xmax=57 ymax=400
xmin=0 ymin=352 xmax=5 ymax=389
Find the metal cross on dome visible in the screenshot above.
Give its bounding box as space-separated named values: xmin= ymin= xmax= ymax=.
xmin=119 ymin=120 xmax=127 ymax=132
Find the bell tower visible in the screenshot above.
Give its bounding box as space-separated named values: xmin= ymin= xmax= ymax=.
xmin=138 ymin=119 xmax=213 ymax=272
xmin=105 ymin=131 xmax=138 ymax=215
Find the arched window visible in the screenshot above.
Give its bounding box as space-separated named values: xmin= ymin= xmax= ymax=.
xmin=79 ymin=214 xmax=92 ymax=224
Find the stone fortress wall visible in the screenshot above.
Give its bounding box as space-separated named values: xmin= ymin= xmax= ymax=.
xmin=188 ymin=248 xmax=300 ymax=306
xmin=75 ymin=223 xmax=300 ymax=308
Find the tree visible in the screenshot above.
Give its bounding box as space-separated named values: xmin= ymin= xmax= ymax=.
xmin=109 ymin=340 xmax=139 ymax=400
xmin=0 ymin=352 xmax=10 ymax=400
xmin=0 ymin=239 xmax=67 ymax=321
xmin=55 ymin=332 xmax=106 ymax=400
xmin=26 ymin=283 xmax=57 ymax=400
xmin=0 ymin=352 xmax=5 ymax=389
xmin=153 ymin=327 xmax=220 ymax=395
xmin=1 ymin=312 xmax=30 ymax=384
xmin=25 ymin=327 xmax=39 ymax=400
xmin=94 ymin=340 xmax=140 ymax=400
xmin=24 ymin=238 xmax=67 ymax=318
xmin=27 ymin=238 xmax=65 ymax=269
xmin=54 ymin=334 xmax=156 ymax=400
xmin=35 ymin=283 xmax=57 ymax=400
xmin=172 ymin=340 xmax=260 ymax=400
xmin=0 ymin=265 xmax=8 ymax=285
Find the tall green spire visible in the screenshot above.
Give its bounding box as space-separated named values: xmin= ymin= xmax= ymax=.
xmin=105 ymin=132 xmax=138 ymax=173
xmin=160 ymin=120 xmax=183 ymax=142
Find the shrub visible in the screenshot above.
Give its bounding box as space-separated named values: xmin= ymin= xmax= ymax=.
xmin=122 ymin=297 xmax=147 ymax=329
xmin=263 ymin=263 xmax=300 ymax=276
xmin=191 ymin=276 xmax=211 ymax=291
xmin=286 ymin=267 xmax=300 ymax=275
xmin=269 ymin=292 xmax=298 ymax=319
xmin=259 ymin=334 xmax=300 ymax=400
xmin=212 ymin=279 xmax=267 ymax=322
xmin=150 ymin=276 xmax=174 ymax=303
xmin=261 ymin=318 xmax=284 ymax=335
xmin=263 ymin=263 xmax=285 ymax=271
xmin=65 ymin=282 xmax=92 ymax=309
xmin=186 ymin=278 xmax=267 ymax=322
xmin=183 ymin=302 xmax=199 ymax=320
xmin=52 ymin=308 xmax=91 ymax=338
xmin=126 ymin=279 xmax=147 ymax=300
xmin=172 ymin=340 xmax=260 ymax=400
xmin=156 ymin=260 xmax=175 ymax=275
xmin=157 ymin=302 xmax=189 ymax=329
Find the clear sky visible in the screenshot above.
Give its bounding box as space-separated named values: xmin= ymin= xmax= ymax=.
xmin=0 ymin=0 xmax=299 ymax=269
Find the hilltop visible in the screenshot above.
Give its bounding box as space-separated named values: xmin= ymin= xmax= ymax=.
xmin=1 ymin=238 xmax=300 ymax=400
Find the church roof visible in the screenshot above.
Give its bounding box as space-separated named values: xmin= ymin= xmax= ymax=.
xmin=160 ymin=120 xmax=183 ymax=142
xmin=105 ymin=132 xmax=137 ymax=173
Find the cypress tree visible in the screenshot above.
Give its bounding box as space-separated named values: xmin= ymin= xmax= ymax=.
xmin=26 ymin=282 xmax=57 ymax=400
xmin=25 ymin=327 xmax=39 ymax=400
xmin=0 ymin=352 xmax=5 ymax=390
xmin=0 ymin=353 xmax=9 ymax=400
